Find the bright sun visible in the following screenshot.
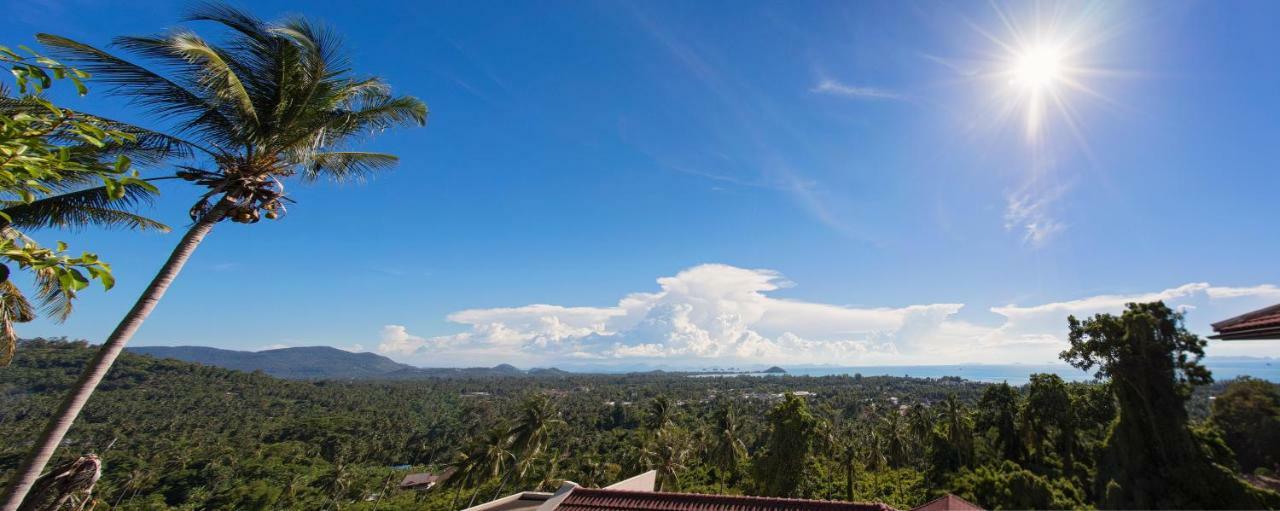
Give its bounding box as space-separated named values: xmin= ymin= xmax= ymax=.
xmin=1011 ymin=45 xmax=1064 ymax=90
xmin=965 ymin=2 xmax=1122 ymax=145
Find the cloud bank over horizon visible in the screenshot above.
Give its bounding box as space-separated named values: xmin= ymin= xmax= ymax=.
xmin=372 ymin=264 xmax=1280 ymax=367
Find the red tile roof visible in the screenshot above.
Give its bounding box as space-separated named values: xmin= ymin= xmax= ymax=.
xmin=909 ymin=494 xmax=984 ymax=511
xmin=1212 ymin=304 xmax=1280 ymax=340
xmin=555 ymin=488 xmax=899 ymax=511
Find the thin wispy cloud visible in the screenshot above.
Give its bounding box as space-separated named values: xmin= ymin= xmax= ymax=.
xmin=1004 ymin=183 xmax=1069 ymax=247
xmin=812 ymin=79 xmax=905 ymax=100
xmin=621 ymin=7 xmax=867 ymax=241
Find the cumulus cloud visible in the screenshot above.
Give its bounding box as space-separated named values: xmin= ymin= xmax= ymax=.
xmin=378 ymin=325 xmax=428 ymax=355
xmin=374 ymin=265 xmax=1280 ymax=367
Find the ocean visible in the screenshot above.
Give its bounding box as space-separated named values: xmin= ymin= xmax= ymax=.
xmin=727 ymin=359 xmax=1278 ymax=385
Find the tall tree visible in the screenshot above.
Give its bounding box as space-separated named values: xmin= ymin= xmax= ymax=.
xmin=837 ymin=432 xmax=861 ymax=502
xmin=929 ymin=394 xmax=974 ymax=478
xmin=880 ymin=412 xmax=908 ymax=468
xmin=503 ymin=394 xmax=563 ymax=492
xmin=643 ymin=426 xmax=689 ymax=492
xmin=1 ymin=5 xmax=426 ymax=508
xmin=706 ymin=403 xmax=747 ymax=492
xmin=1022 ymin=374 xmax=1074 ymax=468
xmin=751 ymin=393 xmax=821 ymax=498
xmin=976 ymin=383 xmax=1023 ymax=463
xmin=1062 ymin=301 xmax=1280 ymax=509
xmin=905 ymin=403 xmax=933 ymax=463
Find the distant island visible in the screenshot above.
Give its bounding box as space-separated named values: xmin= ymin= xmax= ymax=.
xmin=763 ymin=366 xmax=787 ymax=374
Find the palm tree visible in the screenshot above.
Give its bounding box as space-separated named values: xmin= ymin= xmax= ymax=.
xmin=0 ymin=5 xmax=426 ymax=508
xmin=643 ymin=395 xmax=676 ymax=432
xmin=880 ymin=412 xmax=909 ymax=468
xmin=905 ymin=403 xmax=933 ymax=463
xmin=534 ymin=449 xmax=571 ymax=492
xmin=861 ymin=427 xmax=887 ymax=500
xmin=496 ymin=394 xmax=563 ymax=497
xmin=939 ymin=394 xmax=974 ymax=467
xmin=643 ymin=426 xmax=690 ymax=492
xmin=477 ymin=426 xmax=516 ymax=504
xmin=836 ymin=431 xmax=860 ymax=502
xmin=706 ymin=403 xmax=747 ymax=492
xmin=441 ymin=447 xmax=483 ymax=510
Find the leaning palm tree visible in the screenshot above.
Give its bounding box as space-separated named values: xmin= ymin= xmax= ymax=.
xmin=506 ymin=394 xmax=564 ymax=484
xmin=0 ymin=5 xmax=426 ymax=508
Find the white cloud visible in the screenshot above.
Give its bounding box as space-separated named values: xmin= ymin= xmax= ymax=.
xmin=812 ymin=79 xmax=904 ymax=100
xmin=1206 ymin=284 xmax=1280 ymax=300
xmin=376 ymin=265 xmax=1280 ymax=367
xmin=257 ymin=343 xmax=289 ymax=351
xmin=377 ymin=325 xmax=428 ymax=355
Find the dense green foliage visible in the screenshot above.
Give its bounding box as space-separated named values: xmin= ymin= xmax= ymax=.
xmin=3 ymin=327 xmax=1275 ymax=510
xmin=1211 ymin=378 xmax=1280 ymax=473
xmin=0 ymin=45 xmax=168 ymax=367
xmin=1063 ymin=302 xmax=1280 ymax=509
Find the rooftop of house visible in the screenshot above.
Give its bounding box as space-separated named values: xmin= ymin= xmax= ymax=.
xmin=556 ymin=488 xmax=897 ymax=511
xmin=909 ymin=494 xmax=984 ymax=511
xmin=465 ymin=471 xmax=982 ymax=511
xmin=1211 ymin=303 xmax=1280 ymax=340
xmin=398 ymin=467 xmax=456 ymax=489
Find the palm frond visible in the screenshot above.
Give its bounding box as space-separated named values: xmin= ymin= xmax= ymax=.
xmin=282 ymin=95 xmax=426 ymax=152
xmin=172 ymin=32 xmax=257 ymax=123
xmin=0 ymin=96 xmax=202 ymax=163
xmin=34 ymin=266 xmax=74 ymax=322
xmin=274 ymin=17 xmax=347 ymax=75
xmin=184 ymin=2 xmax=275 ymax=46
xmin=1 ymin=183 xmax=169 ymax=232
xmin=304 ymin=152 xmax=399 ymax=182
xmin=348 ymin=95 xmax=429 ymax=130
xmin=36 ymin=33 xmax=237 ymax=147
xmin=0 ymin=281 xmax=36 ymax=367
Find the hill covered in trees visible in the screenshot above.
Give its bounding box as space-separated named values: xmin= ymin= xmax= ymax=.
xmin=128 ymin=345 xmax=566 ymax=380
xmin=127 ymin=346 xmax=414 ymax=379
xmin=4 ymin=304 xmax=1279 ymax=511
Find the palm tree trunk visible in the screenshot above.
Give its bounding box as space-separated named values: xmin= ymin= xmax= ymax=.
xmin=491 ymin=471 xmax=512 ymax=501
xmin=845 ymin=461 xmax=854 ymax=502
xmin=0 ymin=200 xmax=233 ymax=511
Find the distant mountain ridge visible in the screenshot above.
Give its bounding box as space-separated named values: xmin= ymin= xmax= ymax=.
xmin=128 ymin=345 xmax=567 ymax=380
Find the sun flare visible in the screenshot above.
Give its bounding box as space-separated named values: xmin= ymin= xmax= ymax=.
xmin=963 ymin=2 xmax=1124 ymax=147
xmin=1011 ymin=45 xmax=1064 ymax=90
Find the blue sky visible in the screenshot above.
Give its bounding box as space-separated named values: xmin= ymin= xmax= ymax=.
xmin=8 ymin=0 xmax=1280 ymax=368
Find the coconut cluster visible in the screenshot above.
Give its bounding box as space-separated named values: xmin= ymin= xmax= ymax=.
xmin=178 ymin=167 xmax=289 ymax=224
